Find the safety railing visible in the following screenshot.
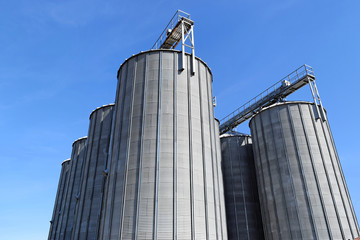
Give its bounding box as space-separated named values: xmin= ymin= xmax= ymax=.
xmin=220 ymin=64 xmax=314 ymax=126
xmin=151 ymin=10 xmax=191 ymax=50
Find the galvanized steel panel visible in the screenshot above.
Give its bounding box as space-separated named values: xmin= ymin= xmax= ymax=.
xmin=99 ymin=50 xmax=227 ymax=240
xmin=55 ymin=137 xmax=87 ymax=240
xmin=71 ymin=104 xmax=114 ymax=240
xmin=220 ymin=133 xmax=265 ymax=240
xmin=214 ymin=119 xmax=228 ymax=240
xmin=250 ymin=101 xmax=360 ymax=240
xmin=48 ymin=159 xmax=71 ymax=240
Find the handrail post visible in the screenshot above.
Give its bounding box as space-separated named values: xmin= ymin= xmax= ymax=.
xmin=219 ymin=64 xmax=316 ymax=133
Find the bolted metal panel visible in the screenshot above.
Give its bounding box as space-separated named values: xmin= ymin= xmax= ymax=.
xmin=56 ymin=137 xmax=87 ymax=240
xmin=214 ymin=119 xmax=229 ymax=240
xmin=71 ymin=104 xmax=114 ymax=240
xmin=220 ymin=132 xmax=265 ymax=240
xmin=48 ymin=159 xmax=71 ymax=240
xmin=249 ymin=101 xmax=360 ymax=240
xmin=99 ymin=49 xmax=228 ymax=240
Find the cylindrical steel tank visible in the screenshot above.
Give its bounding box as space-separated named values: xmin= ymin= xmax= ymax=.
xmin=215 ymin=118 xmax=229 ymax=239
xmin=56 ymin=137 xmax=87 ymax=240
xmin=99 ymin=50 xmax=228 ymax=240
xmin=48 ymin=159 xmax=71 ymax=240
xmin=220 ymin=132 xmax=265 ymax=240
xmin=71 ymin=104 xmax=114 ymax=240
xmin=249 ymin=101 xmax=360 ymax=240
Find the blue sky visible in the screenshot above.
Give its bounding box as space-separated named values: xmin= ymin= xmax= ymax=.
xmin=0 ymin=0 xmax=359 ymax=239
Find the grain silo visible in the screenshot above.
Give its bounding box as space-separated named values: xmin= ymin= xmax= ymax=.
xmin=71 ymin=104 xmax=114 ymax=240
xmin=249 ymin=101 xmax=360 ymax=240
xmin=214 ymin=118 xmax=229 ymax=239
xmin=99 ymin=50 xmax=228 ymax=240
xmin=220 ymin=132 xmax=264 ymax=240
xmin=55 ymin=137 xmax=87 ymax=240
xmin=48 ymin=159 xmax=71 ymax=240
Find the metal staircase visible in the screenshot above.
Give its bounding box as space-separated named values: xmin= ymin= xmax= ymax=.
xmin=219 ymin=65 xmax=326 ymax=135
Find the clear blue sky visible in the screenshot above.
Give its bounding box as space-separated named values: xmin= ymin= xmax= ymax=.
xmin=1 ymin=0 xmax=359 ymax=239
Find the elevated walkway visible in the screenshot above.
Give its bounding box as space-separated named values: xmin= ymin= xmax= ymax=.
xmin=219 ymin=65 xmax=325 ymax=134
xmin=152 ymin=10 xmax=195 ymax=73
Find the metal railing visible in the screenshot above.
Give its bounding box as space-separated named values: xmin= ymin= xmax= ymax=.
xmin=151 ymin=10 xmax=191 ymax=50
xmin=219 ymin=65 xmax=315 ymax=129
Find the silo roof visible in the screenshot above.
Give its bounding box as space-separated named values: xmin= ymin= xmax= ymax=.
xmin=248 ymin=101 xmax=326 ymax=127
xmin=72 ymin=136 xmax=87 ymax=146
xmin=220 ymin=131 xmax=250 ymax=139
xmin=89 ymin=103 xmax=115 ymax=119
xmin=61 ymin=158 xmax=71 ymax=165
xmin=116 ymin=49 xmax=213 ymax=80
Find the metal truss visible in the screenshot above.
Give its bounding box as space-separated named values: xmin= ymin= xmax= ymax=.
xmin=219 ymin=65 xmax=326 ymax=135
xmin=152 ymin=10 xmax=195 ymax=74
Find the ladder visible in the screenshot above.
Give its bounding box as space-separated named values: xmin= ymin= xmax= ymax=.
xmin=152 ymin=10 xmax=195 ymax=74
xmin=219 ymin=65 xmax=326 ymax=135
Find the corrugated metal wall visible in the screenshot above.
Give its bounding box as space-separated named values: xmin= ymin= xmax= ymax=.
xmin=220 ymin=133 xmax=264 ymax=240
xmin=250 ymin=101 xmax=360 ymax=240
xmin=55 ymin=137 xmax=87 ymax=240
xmin=71 ymin=104 xmax=114 ymax=240
xmin=99 ymin=50 xmax=227 ymax=240
xmin=214 ymin=119 xmax=228 ymax=240
xmin=48 ymin=159 xmax=71 ymax=240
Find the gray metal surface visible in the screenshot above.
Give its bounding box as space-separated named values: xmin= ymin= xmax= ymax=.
xmin=220 ymin=133 xmax=265 ymax=240
xmin=48 ymin=159 xmax=71 ymax=240
xmin=99 ymin=49 xmax=227 ymax=240
xmin=214 ymin=119 xmax=229 ymax=240
xmin=250 ymin=101 xmax=360 ymax=240
xmin=71 ymin=104 xmax=114 ymax=240
xmin=55 ymin=137 xmax=87 ymax=240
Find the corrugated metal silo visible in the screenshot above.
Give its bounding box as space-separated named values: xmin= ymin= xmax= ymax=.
xmin=71 ymin=104 xmax=114 ymax=240
xmin=214 ymin=118 xmax=229 ymax=239
xmin=220 ymin=132 xmax=264 ymax=240
xmin=48 ymin=159 xmax=71 ymax=240
xmin=99 ymin=50 xmax=228 ymax=240
xmin=249 ymin=101 xmax=360 ymax=240
xmin=56 ymin=137 xmax=87 ymax=240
